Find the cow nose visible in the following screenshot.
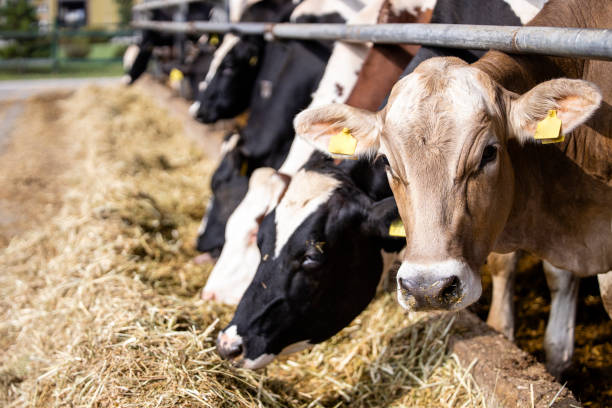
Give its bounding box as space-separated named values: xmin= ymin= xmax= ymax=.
xmin=216 ymin=332 xmax=244 ymax=360
xmin=398 ymin=275 xmax=461 ymax=310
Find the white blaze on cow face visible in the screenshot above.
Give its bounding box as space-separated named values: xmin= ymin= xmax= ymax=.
xmin=188 ymin=101 xmax=201 ymax=118
xmin=123 ymin=44 xmax=140 ymax=71
xmin=295 ymin=56 xmax=602 ymax=312
xmin=202 ymin=168 xmax=289 ymax=304
xmin=273 ymin=170 xmax=340 ymax=257
xmin=199 ymin=34 xmax=241 ymax=93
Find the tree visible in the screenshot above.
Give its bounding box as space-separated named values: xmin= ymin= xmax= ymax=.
xmin=0 ymin=0 xmax=51 ymax=59
xmin=0 ymin=0 xmax=39 ymax=31
xmin=114 ymin=0 xmax=133 ymax=28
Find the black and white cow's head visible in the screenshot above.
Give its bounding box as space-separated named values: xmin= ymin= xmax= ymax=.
xmin=124 ymin=3 xmax=214 ymax=86
xmin=216 ymin=154 xmax=405 ymax=368
xmin=190 ymin=0 xmax=299 ymax=122
xmin=190 ymin=34 xmax=264 ymax=123
xmin=196 ymin=133 xmax=250 ymax=258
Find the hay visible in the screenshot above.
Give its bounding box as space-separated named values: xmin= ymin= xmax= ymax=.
xmin=0 ymin=86 xmax=489 ymax=407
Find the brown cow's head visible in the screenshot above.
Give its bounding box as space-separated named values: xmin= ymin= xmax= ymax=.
xmin=294 ymin=57 xmax=602 ymax=312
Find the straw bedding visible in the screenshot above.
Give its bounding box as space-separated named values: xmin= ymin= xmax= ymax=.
xmin=0 ymin=86 xmax=489 ymax=407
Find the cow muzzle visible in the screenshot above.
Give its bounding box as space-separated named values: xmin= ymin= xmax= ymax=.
xmin=216 ymin=325 xmax=244 ymax=361
xmin=396 ymin=259 xmax=481 ymax=311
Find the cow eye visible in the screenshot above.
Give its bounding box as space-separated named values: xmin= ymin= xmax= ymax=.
xmin=479 ymin=145 xmax=497 ymax=169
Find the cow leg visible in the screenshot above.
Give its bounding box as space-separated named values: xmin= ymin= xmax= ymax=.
xmin=542 ymin=261 xmax=579 ymax=378
xmin=486 ymin=252 xmax=519 ymax=341
xmin=597 ymin=271 xmax=612 ymax=319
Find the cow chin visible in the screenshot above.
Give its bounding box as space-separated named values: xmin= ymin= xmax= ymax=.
xmin=395 ymin=259 xmax=482 ymax=312
xmin=233 ymin=341 xmax=311 ymax=370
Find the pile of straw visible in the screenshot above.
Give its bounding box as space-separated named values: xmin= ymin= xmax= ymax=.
xmin=0 ymin=86 xmax=489 ymax=407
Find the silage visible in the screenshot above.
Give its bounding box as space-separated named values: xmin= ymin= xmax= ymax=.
xmin=0 ymin=86 xmax=490 ymax=408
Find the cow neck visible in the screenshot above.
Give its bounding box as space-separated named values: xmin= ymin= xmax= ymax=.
xmin=478 ymin=0 xmax=612 ymax=275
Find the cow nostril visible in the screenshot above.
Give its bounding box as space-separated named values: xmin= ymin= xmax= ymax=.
xmin=225 ymin=342 xmax=243 ymax=359
xmin=398 ymin=277 xmax=412 ymax=292
xmin=439 ymin=276 xmax=461 ymax=304
xmin=216 ymin=336 xmax=243 ymax=360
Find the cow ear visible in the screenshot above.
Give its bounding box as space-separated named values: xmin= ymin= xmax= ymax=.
xmin=294 ymin=104 xmax=382 ymax=159
xmin=509 ymin=79 xmax=602 ymax=143
xmin=363 ymin=197 xmax=406 ymax=252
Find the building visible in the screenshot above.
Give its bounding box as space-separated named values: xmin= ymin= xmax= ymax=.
xmin=33 ymin=0 xmax=129 ymax=28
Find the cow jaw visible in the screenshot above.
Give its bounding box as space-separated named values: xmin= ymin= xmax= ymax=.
xmin=217 ymin=325 xmax=311 ymax=370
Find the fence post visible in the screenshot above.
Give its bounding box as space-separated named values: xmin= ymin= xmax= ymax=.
xmin=51 ymin=19 xmax=59 ymax=72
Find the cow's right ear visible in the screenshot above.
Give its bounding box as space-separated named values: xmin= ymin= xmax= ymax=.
xmin=294 ymin=104 xmax=382 ymax=158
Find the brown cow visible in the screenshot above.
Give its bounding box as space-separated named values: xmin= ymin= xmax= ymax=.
xmin=295 ymin=0 xmax=611 ymax=375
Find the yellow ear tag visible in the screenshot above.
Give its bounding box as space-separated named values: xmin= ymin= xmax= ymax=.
xmin=249 ymin=56 xmax=258 ymax=66
xmin=209 ymin=34 xmax=219 ymax=46
xmin=169 ymin=68 xmax=184 ymax=83
xmin=534 ymin=109 xmax=564 ymax=144
xmin=328 ymin=127 xmax=357 ymax=159
xmin=240 ymin=160 xmax=248 ymax=176
xmin=389 ymin=219 xmax=406 ymax=237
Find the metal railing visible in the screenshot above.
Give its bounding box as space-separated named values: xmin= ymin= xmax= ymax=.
xmin=0 ymin=24 xmax=134 ymax=72
xmin=133 ymin=0 xmax=215 ymax=12
xmin=131 ymin=20 xmax=612 ymax=61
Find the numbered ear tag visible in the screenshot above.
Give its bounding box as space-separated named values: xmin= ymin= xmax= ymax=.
xmin=389 ymin=219 xmax=406 ymax=237
xmin=534 ymin=110 xmax=564 ymax=144
xmin=209 ymin=34 xmax=219 ymax=46
xmin=249 ymin=56 xmax=258 ymax=66
xmin=169 ymin=68 xmax=184 ymax=83
xmin=328 ymin=127 xmax=357 ymax=159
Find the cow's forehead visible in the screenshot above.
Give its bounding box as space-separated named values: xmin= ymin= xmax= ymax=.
xmin=202 ymin=34 xmax=241 ymax=87
xmin=382 ymin=61 xmax=497 ymax=180
xmin=274 ymin=170 xmax=340 ymax=257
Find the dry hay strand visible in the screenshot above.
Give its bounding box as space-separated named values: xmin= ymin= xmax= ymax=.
xmin=0 ymin=85 xmax=489 ymax=408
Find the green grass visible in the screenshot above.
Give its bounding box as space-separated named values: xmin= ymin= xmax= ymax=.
xmin=57 ymin=43 xmax=127 ymax=60
xmin=0 ymin=61 xmax=125 ymax=80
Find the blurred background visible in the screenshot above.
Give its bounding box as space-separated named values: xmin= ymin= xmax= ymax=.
xmin=0 ymin=0 xmax=135 ymax=79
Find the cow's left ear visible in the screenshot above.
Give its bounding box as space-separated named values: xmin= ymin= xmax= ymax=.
xmin=509 ymin=78 xmax=602 ymax=143
xmin=362 ymin=197 xmax=406 ymax=252
xmin=294 ymin=104 xmax=383 ymax=159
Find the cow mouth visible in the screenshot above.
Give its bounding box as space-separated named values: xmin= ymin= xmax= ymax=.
xmin=396 ymin=277 xmax=467 ymax=311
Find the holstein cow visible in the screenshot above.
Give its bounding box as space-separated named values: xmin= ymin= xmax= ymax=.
xmin=123 ymin=2 xmax=215 ymax=85
xmin=200 ymin=0 xmax=390 ymax=299
xmin=295 ymin=0 xmax=611 ymax=376
xmin=215 ymin=0 xmax=550 ymax=369
xmin=217 ymin=154 xmax=405 ymax=368
xmin=189 ymin=0 xmax=299 ymax=123
xmin=195 ymin=0 xmax=367 ymax=260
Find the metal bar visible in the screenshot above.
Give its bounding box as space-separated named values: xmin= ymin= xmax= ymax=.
xmin=131 ymin=21 xmax=612 ymax=60
xmin=133 ymin=0 xmax=211 ymax=12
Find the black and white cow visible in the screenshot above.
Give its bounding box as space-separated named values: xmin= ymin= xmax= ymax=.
xmin=123 ymin=3 xmax=215 ymax=85
xmin=199 ymin=0 xmax=382 ymax=296
xmin=217 ymin=154 xmax=405 ymax=368
xmin=189 ymin=0 xmax=299 ymax=123
xmin=195 ymin=0 xmax=366 ymax=260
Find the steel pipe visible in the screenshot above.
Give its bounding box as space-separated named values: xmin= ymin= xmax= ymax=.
xmin=133 ymin=0 xmax=215 ymax=12
xmin=131 ymin=21 xmax=612 ymax=61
